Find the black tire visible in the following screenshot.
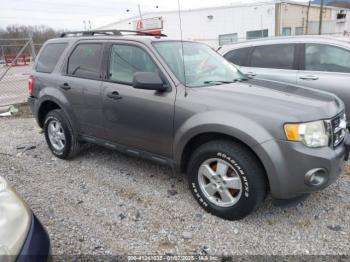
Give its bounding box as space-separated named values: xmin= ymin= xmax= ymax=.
xmin=43 ymin=109 xmax=81 ymax=159
xmin=187 ymin=140 xmax=267 ymax=220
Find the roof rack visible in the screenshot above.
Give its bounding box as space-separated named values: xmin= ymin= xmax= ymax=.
xmin=60 ymin=30 xmax=167 ymax=38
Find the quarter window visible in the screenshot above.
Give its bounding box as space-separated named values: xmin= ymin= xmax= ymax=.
xmin=67 ymin=43 xmax=103 ymax=79
xmin=109 ymin=44 xmax=158 ymax=83
xmin=36 ymin=43 xmax=67 ymax=73
xmin=305 ymin=44 xmax=350 ymax=73
xmin=250 ymin=44 xmax=295 ymax=70
xmin=224 ymin=47 xmax=250 ymax=66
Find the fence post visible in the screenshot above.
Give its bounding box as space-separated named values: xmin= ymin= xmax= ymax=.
xmin=0 ymin=46 xmax=4 ymax=61
xmin=30 ymin=38 xmax=36 ymax=61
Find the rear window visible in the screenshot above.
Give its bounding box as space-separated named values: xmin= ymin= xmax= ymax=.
xmin=36 ymin=43 xmax=67 ymax=73
xmin=67 ymin=43 xmax=103 ymax=79
xmin=250 ymin=44 xmax=295 ymax=70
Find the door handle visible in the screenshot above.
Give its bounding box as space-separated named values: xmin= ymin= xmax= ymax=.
xmin=299 ymin=75 xmax=319 ymax=81
xmin=107 ymin=91 xmax=122 ymax=100
xmin=246 ymin=72 xmax=256 ymax=78
xmin=59 ymin=83 xmax=71 ymax=90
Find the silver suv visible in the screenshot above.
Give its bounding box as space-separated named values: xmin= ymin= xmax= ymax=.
xmin=28 ymin=30 xmax=349 ymax=220
xmin=218 ymin=36 xmax=350 ymax=117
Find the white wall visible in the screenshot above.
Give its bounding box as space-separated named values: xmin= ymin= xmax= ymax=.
xmin=99 ymin=3 xmax=276 ymax=47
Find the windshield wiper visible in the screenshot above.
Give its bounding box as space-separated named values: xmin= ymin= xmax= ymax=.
xmin=203 ymin=78 xmax=249 ymax=85
xmin=233 ymin=77 xmax=249 ymax=82
xmin=203 ymin=80 xmax=234 ymax=85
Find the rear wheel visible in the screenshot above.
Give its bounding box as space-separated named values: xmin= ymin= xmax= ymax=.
xmin=187 ymin=140 xmax=267 ymax=220
xmin=44 ymin=109 xmax=80 ymax=159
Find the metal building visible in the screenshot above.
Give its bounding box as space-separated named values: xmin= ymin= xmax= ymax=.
xmin=99 ymin=0 xmax=350 ymax=47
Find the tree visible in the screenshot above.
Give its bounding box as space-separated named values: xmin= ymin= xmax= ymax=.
xmin=0 ymin=25 xmax=59 ymax=57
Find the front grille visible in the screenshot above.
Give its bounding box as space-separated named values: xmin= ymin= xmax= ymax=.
xmin=330 ymin=112 xmax=346 ymax=148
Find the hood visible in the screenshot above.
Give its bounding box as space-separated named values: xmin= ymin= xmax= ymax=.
xmin=192 ymin=79 xmax=343 ymax=123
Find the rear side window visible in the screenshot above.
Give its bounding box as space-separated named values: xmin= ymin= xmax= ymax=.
xmin=250 ymin=44 xmax=295 ymax=70
xmin=109 ymin=44 xmax=158 ymax=83
xmin=305 ymin=44 xmax=350 ymax=73
xmin=36 ymin=43 xmax=67 ymax=73
xmin=224 ymin=47 xmax=250 ymax=66
xmin=67 ymin=43 xmax=103 ymax=79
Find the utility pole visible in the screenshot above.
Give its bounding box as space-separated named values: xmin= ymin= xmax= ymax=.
xmin=319 ymin=0 xmax=324 ymax=35
xmin=305 ymin=0 xmax=311 ymax=34
xmin=137 ymin=4 xmax=143 ymax=21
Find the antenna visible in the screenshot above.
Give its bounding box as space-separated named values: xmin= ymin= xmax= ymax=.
xmin=177 ymin=0 xmax=188 ymax=97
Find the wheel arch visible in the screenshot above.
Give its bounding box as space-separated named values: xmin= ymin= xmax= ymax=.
xmin=179 ymin=132 xmax=269 ymax=182
xmin=36 ymin=94 xmax=80 ymax=134
xmin=38 ymin=100 xmax=61 ymax=128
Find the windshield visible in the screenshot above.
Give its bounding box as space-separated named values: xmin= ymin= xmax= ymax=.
xmin=153 ymin=41 xmax=246 ymax=87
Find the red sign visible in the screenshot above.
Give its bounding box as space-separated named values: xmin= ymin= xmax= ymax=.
xmin=134 ymin=17 xmax=163 ymax=35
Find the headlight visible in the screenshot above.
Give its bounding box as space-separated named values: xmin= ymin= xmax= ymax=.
xmin=284 ymin=120 xmax=329 ymax=147
xmin=0 ymin=176 xmax=31 ymax=257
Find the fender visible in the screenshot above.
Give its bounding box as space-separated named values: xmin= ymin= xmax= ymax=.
xmin=173 ymin=110 xmax=274 ymax=167
xmin=36 ymin=87 xmax=81 ymax=134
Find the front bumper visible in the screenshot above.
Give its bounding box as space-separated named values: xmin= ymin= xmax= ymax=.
xmin=254 ymin=134 xmax=349 ymax=200
xmin=17 ymin=214 xmax=51 ymax=262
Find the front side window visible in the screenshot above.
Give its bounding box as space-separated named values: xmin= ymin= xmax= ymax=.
xmin=305 ymin=44 xmax=350 ymax=73
xmin=224 ymin=47 xmax=250 ymax=66
xmin=250 ymin=44 xmax=295 ymax=70
xmin=109 ymin=44 xmax=158 ymax=83
xmin=153 ymin=41 xmax=244 ymax=88
xmin=36 ymin=43 xmax=67 ymax=73
xmin=67 ymin=43 xmax=103 ymax=79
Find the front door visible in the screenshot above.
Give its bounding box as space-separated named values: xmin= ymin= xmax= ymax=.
xmin=243 ymin=43 xmax=298 ymax=85
xmin=102 ymin=42 xmax=176 ymax=157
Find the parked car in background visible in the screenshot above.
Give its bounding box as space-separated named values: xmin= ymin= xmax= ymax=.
xmin=0 ymin=176 xmax=50 ymax=261
xmin=218 ymin=36 xmax=350 ymax=117
xmin=28 ymin=30 xmax=349 ymax=220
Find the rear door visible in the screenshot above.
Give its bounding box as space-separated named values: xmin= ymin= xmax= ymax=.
xmin=59 ymin=41 xmax=105 ymax=138
xmin=297 ymin=43 xmax=350 ymax=115
xmin=242 ymin=44 xmax=298 ymax=85
xmin=101 ymin=41 xmax=176 ymax=157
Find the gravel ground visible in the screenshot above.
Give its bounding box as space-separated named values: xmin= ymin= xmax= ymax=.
xmin=0 ymin=116 xmax=349 ymax=256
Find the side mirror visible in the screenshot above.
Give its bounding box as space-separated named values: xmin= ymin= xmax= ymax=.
xmin=132 ymin=72 xmax=166 ymax=91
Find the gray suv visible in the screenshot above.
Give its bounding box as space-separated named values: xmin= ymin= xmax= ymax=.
xmin=218 ymin=36 xmax=350 ymax=117
xmin=28 ymin=30 xmax=349 ymax=220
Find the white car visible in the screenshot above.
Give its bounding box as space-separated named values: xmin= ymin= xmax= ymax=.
xmin=218 ymin=35 xmax=350 ymax=118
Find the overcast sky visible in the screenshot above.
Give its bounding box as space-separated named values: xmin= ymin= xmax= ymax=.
xmin=0 ymin=0 xmax=310 ymax=30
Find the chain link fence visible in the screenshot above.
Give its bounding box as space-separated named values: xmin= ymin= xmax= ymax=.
xmin=0 ymin=38 xmax=40 ymax=107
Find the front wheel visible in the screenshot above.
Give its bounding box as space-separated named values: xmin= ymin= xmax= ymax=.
xmin=187 ymin=140 xmax=267 ymax=220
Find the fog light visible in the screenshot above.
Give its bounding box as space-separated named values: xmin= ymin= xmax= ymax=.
xmin=305 ymin=168 xmax=328 ymax=187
